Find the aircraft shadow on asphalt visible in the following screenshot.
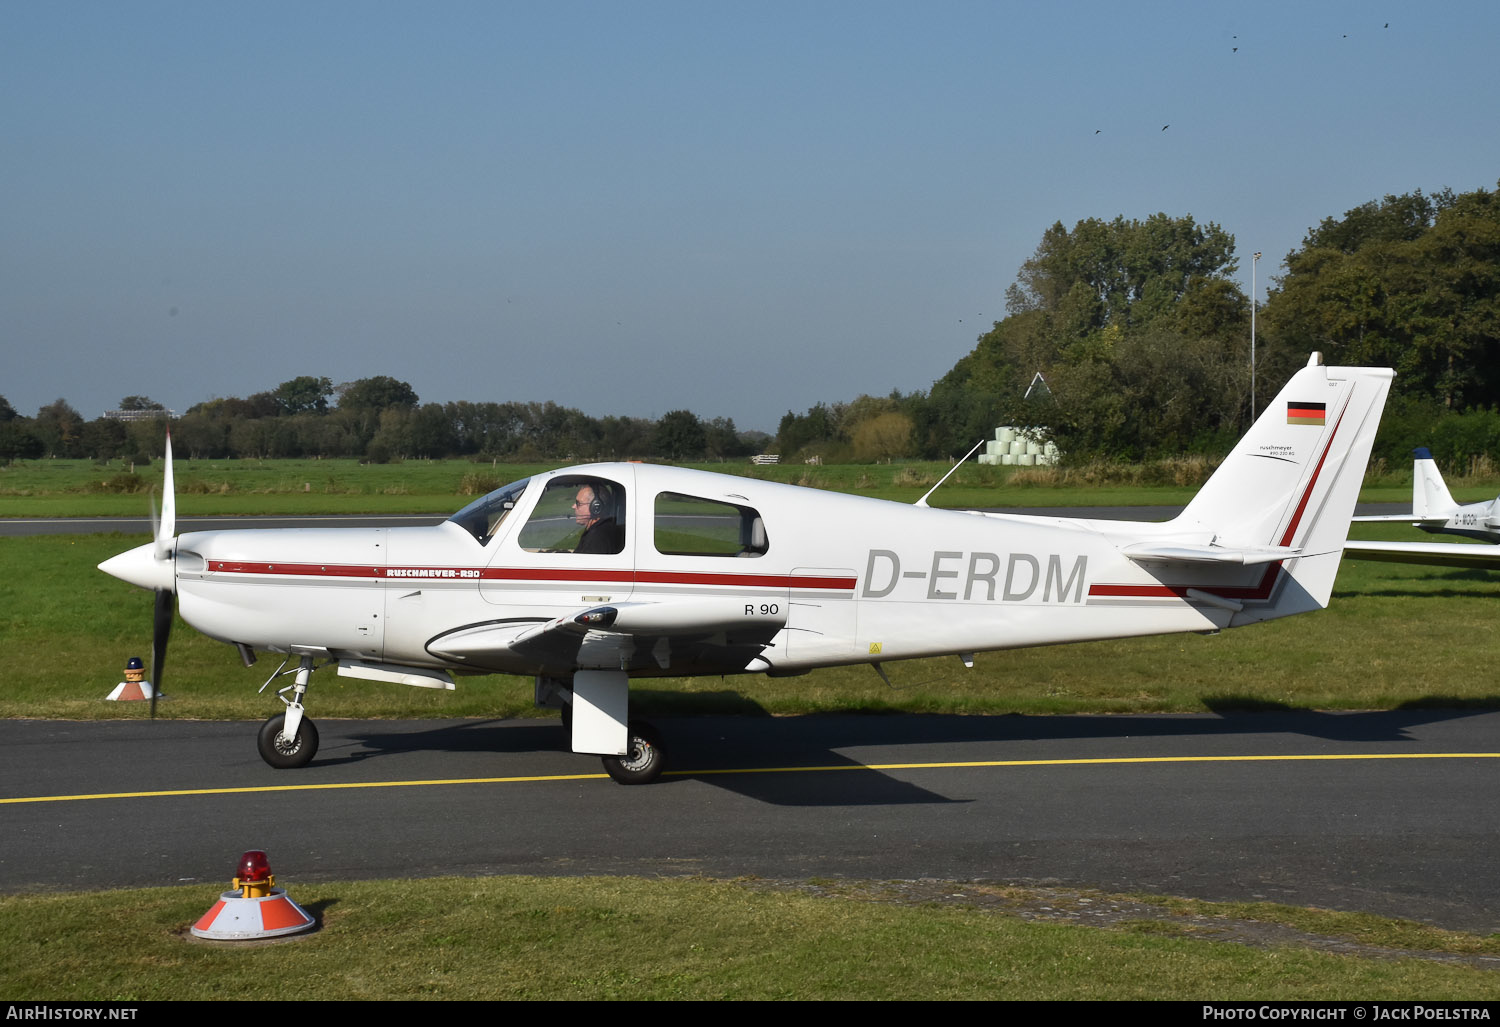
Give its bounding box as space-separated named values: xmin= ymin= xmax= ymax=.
xmin=318 ymin=698 xmax=1500 ymax=807
xmin=331 ymin=709 xmax=963 ymax=808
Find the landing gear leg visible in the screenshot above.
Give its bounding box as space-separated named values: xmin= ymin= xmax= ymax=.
xmin=257 ymin=654 xmax=321 ymax=769
xmin=535 ymin=674 xmax=573 ymax=748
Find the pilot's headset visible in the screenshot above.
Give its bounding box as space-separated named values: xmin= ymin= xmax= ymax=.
xmin=586 ymin=482 xmax=613 ymax=520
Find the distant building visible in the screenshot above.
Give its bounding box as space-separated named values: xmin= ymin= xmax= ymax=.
xmin=103 ymin=408 xmax=174 ymax=422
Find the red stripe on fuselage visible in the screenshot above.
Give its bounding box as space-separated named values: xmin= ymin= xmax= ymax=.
xmin=204 ymin=561 xmax=854 ymax=591
xmin=208 ymin=561 xmax=382 ymax=577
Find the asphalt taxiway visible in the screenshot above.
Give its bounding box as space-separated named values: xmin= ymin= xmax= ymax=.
xmin=3 ymin=710 xmax=1497 ymax=933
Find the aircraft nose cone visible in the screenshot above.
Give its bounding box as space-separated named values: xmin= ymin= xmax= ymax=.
xmin=98 ymin=541 xmax=175 ymax=592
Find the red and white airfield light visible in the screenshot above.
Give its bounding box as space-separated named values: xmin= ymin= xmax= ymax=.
xmin=190 ymin=850 xmax=316 ymax=940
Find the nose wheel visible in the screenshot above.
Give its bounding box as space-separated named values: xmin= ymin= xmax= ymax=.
xmin=257 ymin=712 xmax=320 ymax=769
xmin=600 ymin=721 xmax=664 ymax=785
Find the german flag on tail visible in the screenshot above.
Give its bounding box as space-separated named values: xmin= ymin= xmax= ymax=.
xmin=1287 ymin=401 xmax=1326 ymax=426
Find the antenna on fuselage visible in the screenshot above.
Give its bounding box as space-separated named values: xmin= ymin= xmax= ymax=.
xmin=915 ymin=437 xmax=987 ymax=508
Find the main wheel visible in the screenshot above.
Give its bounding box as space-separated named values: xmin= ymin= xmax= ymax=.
xmin=601 ymin=721 xmax=664 ymax=785
xmin=257 ymin=713 xmax=320 ymax=769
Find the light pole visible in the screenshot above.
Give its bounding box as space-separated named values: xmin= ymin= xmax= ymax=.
xmin=1251 ymin=251 xmax=1261 ymax=418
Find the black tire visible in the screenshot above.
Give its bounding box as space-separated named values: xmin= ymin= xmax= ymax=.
xmin=257 ymin=713 xmax=319 ymax=769
xmin=601 ymin=721 xmax=665 ymax=785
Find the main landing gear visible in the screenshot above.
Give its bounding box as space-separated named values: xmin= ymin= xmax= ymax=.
xmin=542 ymin=674 xmax=667 ymax=785
xmin=601 ymin=721 xmax=664 ymax=785
xmin=256 ymin=654 xmax=321 ymax=769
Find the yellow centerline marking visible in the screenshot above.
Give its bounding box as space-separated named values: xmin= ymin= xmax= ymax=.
xmin=3 ymin=751 xmax=1498 ymax=805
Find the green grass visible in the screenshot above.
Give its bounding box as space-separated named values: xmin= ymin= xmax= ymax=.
xmin=1 ymin=877 xmax=1495 ymax=1000
xmin=0 ymin=458 xmax=559 ymax=516
xmin=6 ymin=522 xmax=1500 ymax=721
xmin=1134 ymin=893 xmax=1500 ymax=958
xmin=6 ymin=454 xmax=1500 ymax=516
xmin=16 ymin=455 xmax=1487 ymax=517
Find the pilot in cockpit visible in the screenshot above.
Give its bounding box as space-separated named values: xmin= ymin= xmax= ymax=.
xmin=572 ymin=483 xmax=623 ymax=554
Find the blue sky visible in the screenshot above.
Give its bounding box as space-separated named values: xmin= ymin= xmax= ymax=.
xmin=4 ymin=1 xmax=1498 ymax=431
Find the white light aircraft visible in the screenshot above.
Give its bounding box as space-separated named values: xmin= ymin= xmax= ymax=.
xmin=1345 ymin=447 xmax=1500 ymax=570
xmin=100 ymin=355 xmax=1392 ymax=783
xmin=1353 ymin=447 xmax=1500 ymax=542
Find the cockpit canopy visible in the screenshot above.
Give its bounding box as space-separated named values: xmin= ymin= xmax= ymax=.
xmin=447 ymin=473 xmax=628 ymax=555
xmin=448 ymin=476 xmax=530 ymax=543
xmin=448 ymin=469 xmax=768 ymax=558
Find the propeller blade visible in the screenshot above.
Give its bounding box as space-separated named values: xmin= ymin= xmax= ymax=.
xmin=154 ymin=432 xmax=175 ymax=562
xmin=151 ymin=432 xmax=175 ymax=718
xmin=152 ymin=588 xmax=173 ymax=719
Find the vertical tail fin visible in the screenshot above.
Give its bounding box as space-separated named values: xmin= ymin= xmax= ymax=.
xmin=1412 ymin=447 xmax=1458 ymax=519
xmin=1173 ymin=354 xmax=1393 ymax=617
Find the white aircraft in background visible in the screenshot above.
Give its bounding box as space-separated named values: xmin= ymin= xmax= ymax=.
xmin=1354 ymin=447 xmax=1500 ymax=542
xmin=1346 ymin=447 xmax=1500 ymax=570
xmin=100 ymin=355 xmax=1392 ymax=783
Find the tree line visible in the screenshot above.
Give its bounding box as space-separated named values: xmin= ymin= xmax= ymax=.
xmin=739 ymin=183 xmax=1500 ymax=469
xmin=6 ymin=180 xmax=1499 ymax=469
xmin=0 ymin=376 xmax=762 ymax=465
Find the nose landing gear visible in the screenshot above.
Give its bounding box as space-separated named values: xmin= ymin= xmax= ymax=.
xmin=255 ymin=653 xmax=322 ymax=769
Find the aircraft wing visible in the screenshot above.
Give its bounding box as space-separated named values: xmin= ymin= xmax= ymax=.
xmin=1351 ymin=514 xmax=1449 ymax=526
xmin=1121 ymin=542 xmax=1302 ymax=566
xmin=1343 ymin=540 xmax=1500 ymax=569
xmin=426 ymin=599 xmax=787 ymax=674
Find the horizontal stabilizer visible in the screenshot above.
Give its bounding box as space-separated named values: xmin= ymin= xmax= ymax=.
xmin=1122 ymin=542 xmax=1302 ymax=566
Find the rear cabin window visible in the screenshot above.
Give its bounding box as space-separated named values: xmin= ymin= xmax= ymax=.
xmin=653 ymin=493 xmax=768 ymax=558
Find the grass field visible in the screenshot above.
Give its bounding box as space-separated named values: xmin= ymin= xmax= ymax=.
xmin=0 ymin=454 xmax=1203 ymax=515
xmin=3 ymin=877 xmax=1497 ymax=1000
xmin=7 ymin=454 xmax=1493 ymax=516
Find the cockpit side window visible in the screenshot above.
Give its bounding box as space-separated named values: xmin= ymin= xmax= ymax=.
xmin=517 ymin=476 xmax=627 ymax=555
xmin=653 ymin=492 xmax=768 ymax=557
xmin=448 ymin=477 xmax=531 ymax=544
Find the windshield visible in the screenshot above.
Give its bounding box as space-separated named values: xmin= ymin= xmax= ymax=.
xmin=447 ymin=476 xmax=531 ymax=544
